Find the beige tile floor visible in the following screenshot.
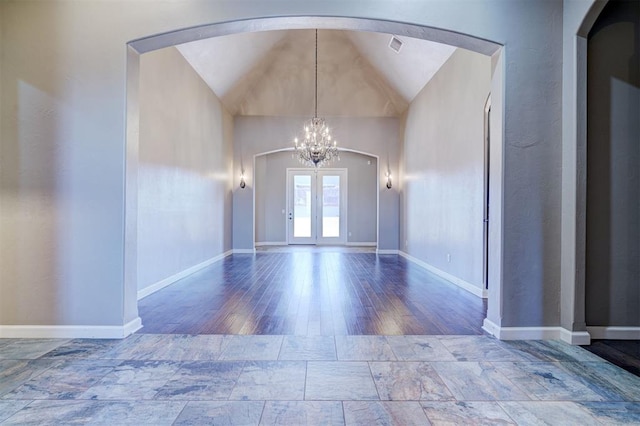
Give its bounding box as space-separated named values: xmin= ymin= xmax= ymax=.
xmin=1 ymin=334 xmax=639 ymax=424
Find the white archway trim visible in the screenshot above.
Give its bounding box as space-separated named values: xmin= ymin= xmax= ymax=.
xmin=129 ymin=17 xmax=500 ymax=56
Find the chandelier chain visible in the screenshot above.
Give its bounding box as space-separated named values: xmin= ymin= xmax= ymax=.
xmin=315 ymin=29 xmax=318 ymax=119
xmin=292 ymin=29 xmax=340 ymax=168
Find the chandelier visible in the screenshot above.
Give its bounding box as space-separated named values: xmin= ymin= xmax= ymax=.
xmin=293 ymin=29 xmax=339 ymax=168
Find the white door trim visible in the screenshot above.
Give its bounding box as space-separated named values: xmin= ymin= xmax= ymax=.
xmin=286 ymin=168 xmax=348 ymax=245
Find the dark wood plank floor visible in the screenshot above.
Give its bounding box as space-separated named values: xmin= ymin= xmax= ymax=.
xmin=583 ymin=340 xmax=640 ymax=377
xmin=138 ymin=249 xmax=487 ymax=335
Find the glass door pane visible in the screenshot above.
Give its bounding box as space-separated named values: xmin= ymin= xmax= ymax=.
xmin=322 ymin=175 xmax=340 ymax=238
xmin=293 ymin=175 xmax=312 ymax=238
xmin=287 ymin=168 xmax=345 ymax=245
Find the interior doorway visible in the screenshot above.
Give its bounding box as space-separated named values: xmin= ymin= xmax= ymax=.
xmin=254 ymin=150 xmax=376 ymax=248
xmin=585 ymin=0 xmax=640 ymax=338
xmin=126 ymin=16 xmax=505 ymax=339
xmin=287 ymin=169 xmax=347 ymax=245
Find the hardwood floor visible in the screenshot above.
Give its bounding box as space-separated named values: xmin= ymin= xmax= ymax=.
xmin=583 ymin=340 xmax=640 ymax=377
xmin=138 ymin=249 xmax=487 ymax=335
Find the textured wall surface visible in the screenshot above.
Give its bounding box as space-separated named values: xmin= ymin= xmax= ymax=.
xmin=0 ymin=0 xmax=599 ymax=333
xmin=137 ymin=47 xmax=233 ymax=294
xmin=402 ymin=48 xmax=490 ymax=291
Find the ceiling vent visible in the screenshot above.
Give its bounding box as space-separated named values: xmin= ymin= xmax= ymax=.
xmin=388 ymin=35 xmax=403 ymax=53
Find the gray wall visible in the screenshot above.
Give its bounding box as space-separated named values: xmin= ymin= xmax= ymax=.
xmin=137 ymin=47 xmax=233 ymax=293
xmin=0 ymin=0 xmax=598 ymax=336
xmin=255 ymin=151 xmax=377 ymax=244
xmin=233 ymin=116 xmax=399 ymax=251
xmin=401 ymin=48 xmax=490 ymax=292
xmin=586 ymin=0 xmax=640 ymax=327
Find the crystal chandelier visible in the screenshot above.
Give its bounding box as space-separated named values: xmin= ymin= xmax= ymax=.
xmin=294 ymin=29 xmax=339 ymax=168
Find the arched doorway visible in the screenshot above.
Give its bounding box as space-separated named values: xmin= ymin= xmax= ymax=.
xmin=125 ymin=17 xmax=504 ymax=335
xmin=254 ymin=149 xmax=379 ymax=248
xmin=585 ymin=0 xmax=640 ymax=339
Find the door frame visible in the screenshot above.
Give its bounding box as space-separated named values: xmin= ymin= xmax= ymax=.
xmin=286 ymin=167 xmax=348 ymax=245
xmin=483 ymin=94 xmax=491 ymax=290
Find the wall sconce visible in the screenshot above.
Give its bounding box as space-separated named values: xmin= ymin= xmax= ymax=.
xmin=385 ymin=171 xmax=392 ymax=189
xmin=240 ymin=172 xmax=246 ymax=189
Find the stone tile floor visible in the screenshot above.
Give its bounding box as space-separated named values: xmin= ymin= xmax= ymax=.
xmin=1 ymin=335 xmax=640 ymax=425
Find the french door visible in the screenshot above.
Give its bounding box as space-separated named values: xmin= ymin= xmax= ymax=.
xmin=287 ymin=168 xmax=347 ymax=245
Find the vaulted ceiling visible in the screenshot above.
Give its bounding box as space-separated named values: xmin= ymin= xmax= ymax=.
xmin=176 ymin=29 xmax=456 ymax=117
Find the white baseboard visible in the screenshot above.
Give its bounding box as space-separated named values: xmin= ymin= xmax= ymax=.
xmin=560 ymin=328 xmax=591 ymax=345
xmin=377 ymin=249 xmax=399 ymax=255
xmin=123 ymin=317 xmax=143 ymax=337
xmin=0 ymin=317 xmax=142 ymax=339
xmin=587 ymin=326 xmax=640 ymax=340
xmin=256 ymin=242 xmax=378 ymax=248
xmin=137 ymin=250 xmax=232 ymax=300
xmin=482 ymin=319 xmax=591 ymax=345
xmin=482 ymin=318 xmax=501 ymax=337
xmin=483 ymin=319 xmax=562 ymax=340
xmin=399 ymin=251 xmax=487 ymax=298
xmin=233 ymin=248 xmax=256 ymax=254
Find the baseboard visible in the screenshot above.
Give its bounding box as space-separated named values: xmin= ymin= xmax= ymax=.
xmin=233 ymin=248 xmax=256 ymax=254
xmin=482 ymin=319 xmax=591 ymax=345
xmin=376 ymin=249 xmax=399 ymax=255
xmin=399 ymin=251 xmax=487 ymax=298
xmin=123 ymin=317 xmax=143 ymax=337
xmin=0 ymin=317 xmax=142 ymax=339
xmin=587 ymin=326 xmax=640 ymax=340
xmin=137 ymin=250 xmax=233 ymax=300
xmin=482 ymin=318 xmax=501 ymax=338
xmin=483 ymin=319 xmax=561 ymax=340
xmin=560 ymin=328 xmax=591 ymax=345
xmin=255 ymin=242 xmax=378 ymax=248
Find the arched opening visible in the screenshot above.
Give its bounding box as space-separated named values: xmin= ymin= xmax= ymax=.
xmin=125 ymin=17 xmax=504 ymax=335
xmin=254 ymin=149 xmax=379 ymax=249
xmin=585 ymin=0 xmax=639 ymax=339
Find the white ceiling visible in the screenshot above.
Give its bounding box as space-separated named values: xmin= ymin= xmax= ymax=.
xmin=177 ymin=29 xmax=456 ymax=117
xmin=347 ymin=31 xmax=456 ymax=103
xmin=177 ymin=30 xmax=287 ymax=100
